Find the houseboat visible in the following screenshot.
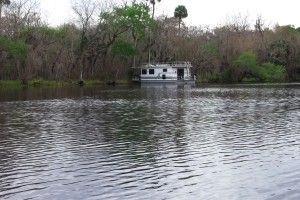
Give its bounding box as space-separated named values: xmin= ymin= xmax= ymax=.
xmin=132 ymin=61 xmax=196 ymax=84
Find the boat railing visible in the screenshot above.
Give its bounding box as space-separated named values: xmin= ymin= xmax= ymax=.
xmin=141 ymin=61 xmax=192 ymax=68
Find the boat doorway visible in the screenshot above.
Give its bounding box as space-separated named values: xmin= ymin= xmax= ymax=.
xmin=177 ymin=69 xmax=184 ymax=80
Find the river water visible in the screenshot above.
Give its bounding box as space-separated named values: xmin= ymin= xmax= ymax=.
xmin=0 ymin=84 xmax=300 ymax=200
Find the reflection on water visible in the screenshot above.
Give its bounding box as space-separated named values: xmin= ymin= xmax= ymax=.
xmin=1 ymin=84 xmax=300 ymax=199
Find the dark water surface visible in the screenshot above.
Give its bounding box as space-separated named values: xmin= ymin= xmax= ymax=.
xmin=1 ymin=84 xmax=300 ymax=200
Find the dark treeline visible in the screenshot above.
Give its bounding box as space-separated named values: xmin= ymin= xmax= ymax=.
xmin=0 ymin=0 xmax=300 ymax=83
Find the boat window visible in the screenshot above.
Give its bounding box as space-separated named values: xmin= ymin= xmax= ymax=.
xmin=149 ymin=69 xmax=155 ymax=74
xmin=163 ymin=69 xmax=167 ymax=72
xmin=142 ymin=69 xmax=147 ymax=74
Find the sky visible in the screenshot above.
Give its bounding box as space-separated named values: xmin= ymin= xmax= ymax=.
xmin=40 ymin=0 xmax=300 ymax=28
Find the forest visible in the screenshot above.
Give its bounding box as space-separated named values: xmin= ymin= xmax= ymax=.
xmin=0 ymin=0 xmax=300 ymax=84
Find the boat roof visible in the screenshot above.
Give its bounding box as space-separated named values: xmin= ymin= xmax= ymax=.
xmin=132 ymin=61 xmax=193 ymax=68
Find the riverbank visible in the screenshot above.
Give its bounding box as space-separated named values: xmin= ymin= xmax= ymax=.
xmin=0 ymin=80 xmax=131 ymax=88
xmin=0 ymin=78 xmax=293 ymax=89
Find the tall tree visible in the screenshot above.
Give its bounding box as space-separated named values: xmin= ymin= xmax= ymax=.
xmin=174 ymin=5 xmax=187 ymax=35
xmin=4 ymin=0 xmax=40 ymax=37
xmin=146 ymin=0 xmax=161 ymax=18
xmin=72 ymin=0 xmax=99 ymax=81
xmin=0 ymin=0 xmax=10 ymax=34
xmin=102 ymin=2 xmax=154 ymax=78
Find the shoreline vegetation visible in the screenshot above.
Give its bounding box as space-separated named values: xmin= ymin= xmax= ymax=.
xmin=0 ymin=80 xmax=132 ymax=88
xmin=0 ymin=78 xmax=293 ymax=89
xmin=1 ymin=1 xmax=300 ymax=85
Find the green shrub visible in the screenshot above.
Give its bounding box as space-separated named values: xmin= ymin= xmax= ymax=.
xmin=0 ymin=36 xmax=27 ymax=63
xmin=262 ymin=62 xmax=286 ymax=81
xmin=234 ymin=51 xmax=287 ymax=82
xmin=252 ymin=62 xmax=286 ymax=82
xmin=234 ymin=51 xmax=257 ymax=67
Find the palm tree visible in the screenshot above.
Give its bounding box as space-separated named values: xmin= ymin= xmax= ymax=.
xmin=174 ymin=5 xmax=188 ymax=35
xmin=146 ymin=0 xmax=161 ymax=64
xmin=147 ymin=0 xmax=161 ymax=18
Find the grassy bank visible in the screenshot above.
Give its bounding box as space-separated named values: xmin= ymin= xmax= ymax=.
xmin=0 ymin=80 xmax=24 ymax=88
xmin=0 ymin=79 xmax=131 ymax=88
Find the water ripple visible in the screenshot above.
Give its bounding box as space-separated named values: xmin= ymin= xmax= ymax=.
xmin=1 ymin=85 xmax=300 ymax=199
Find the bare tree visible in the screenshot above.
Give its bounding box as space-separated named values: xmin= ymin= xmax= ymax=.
xmin=71 ymin=0 xmax=100 ymax=81
xmin=0 ymin=0 xmax=11 ymax=34
xmin=3 ymin=0 xmax=40 ymax=37
xmin=224 ymin=12 xmax=251 ymax=33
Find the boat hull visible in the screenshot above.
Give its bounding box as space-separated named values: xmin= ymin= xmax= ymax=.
xmin=140 ymin=79 xmax=196 ymax=85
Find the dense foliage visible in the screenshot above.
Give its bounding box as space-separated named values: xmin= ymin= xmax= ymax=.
xmin=234 ymin=51 xmax=286 ymax=82
xmin=0 ymin=0 xmax=300 ymax=83
xmin=0 ymin=36 xmax=27 ymax=79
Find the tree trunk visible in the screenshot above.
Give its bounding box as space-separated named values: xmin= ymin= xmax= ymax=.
xmin=0 ymin=5 xmax=2 ymax=34
xmin=178 ymin=18 xmax=181 ymax=35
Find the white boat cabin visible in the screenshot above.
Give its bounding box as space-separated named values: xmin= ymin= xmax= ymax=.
xmin=132 ymin=61 xmax=196 ymax=84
